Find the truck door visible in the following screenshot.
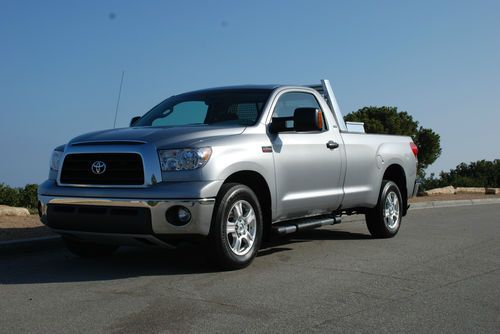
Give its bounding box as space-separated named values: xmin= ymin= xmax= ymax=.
xmin=269 ymin=91 xmax=344 ymax=220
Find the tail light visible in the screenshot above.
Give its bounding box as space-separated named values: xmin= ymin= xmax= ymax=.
xmin=410 ymin=142 xmax=418 ymax=158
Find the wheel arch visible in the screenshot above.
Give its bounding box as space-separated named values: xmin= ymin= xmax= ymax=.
xmin=382 ymin=164 xmax=408 ymax=216
xmin=220 ymin=170 xmax=273 ymax=240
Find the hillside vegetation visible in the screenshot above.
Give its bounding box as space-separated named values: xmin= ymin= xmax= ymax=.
xmin=422 ymin=160 xmax=500 ymax=190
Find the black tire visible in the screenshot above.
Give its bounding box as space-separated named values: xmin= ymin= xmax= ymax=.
xmin=209 ymin=183 xmax=263 ymax=270
xmin=63 ymin=237 xmax=119 ymax=258
xmin=365 ymin=180 xmax=403 ymax=238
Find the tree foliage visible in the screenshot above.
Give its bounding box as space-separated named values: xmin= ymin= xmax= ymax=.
xmin=20 ymin=184 xmax=39 ymax=209
xmin=0 ymin=183 xmax=39 ymax=209
xmin=421 ymin=160 xmax=500 ymax=190
xmin=0 ymin=183 xmax=20 ymax=207
xmin=344 ymin=106 xmax=441 ymax=173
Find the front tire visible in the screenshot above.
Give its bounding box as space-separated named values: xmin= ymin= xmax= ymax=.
xmin=365 ymin=180 xmax=403 ymax=238
xmin=209 ymin=183 xmax=263 ymax=270
xmin=63 ymin=237 xmax=119 ymax=257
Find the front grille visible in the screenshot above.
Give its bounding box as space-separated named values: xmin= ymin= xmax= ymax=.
xmin=60 ymin=153 xmax=144 ymax=185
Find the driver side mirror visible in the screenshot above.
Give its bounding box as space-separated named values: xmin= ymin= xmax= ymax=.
xmin=129 ymin=116 xmax=141 ymax=127
xmin=293 ymin=108 xmax=324 ymax=132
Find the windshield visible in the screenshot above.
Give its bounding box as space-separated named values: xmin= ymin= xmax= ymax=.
xmin=134 ymin=89 xmax=272 ymax=127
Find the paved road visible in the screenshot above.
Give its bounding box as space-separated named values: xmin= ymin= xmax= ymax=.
xmin=1 ymin=204 xmax=499 ymax=333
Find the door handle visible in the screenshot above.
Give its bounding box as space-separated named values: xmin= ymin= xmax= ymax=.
xmin=326 ymin=141 xmax=339 ymax=150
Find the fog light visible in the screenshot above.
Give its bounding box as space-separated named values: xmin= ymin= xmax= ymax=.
xmin=166 ymin=206 xmax=192 ymax=226
xmin=177 ymin=207 xmax=191 ymax=223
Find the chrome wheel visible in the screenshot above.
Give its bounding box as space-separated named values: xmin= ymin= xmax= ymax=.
xmin=226 ymin=200 xmax=256 ymax=256
xmin=384 ymin=191 xmax=400 ymax=230
xmin=366 ymin=180 xmax=402 ymax=239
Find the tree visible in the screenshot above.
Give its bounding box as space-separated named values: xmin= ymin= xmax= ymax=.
xmin=414 ymin=128 xmax=442 ymax=172
xmin=0 ymin=183 xmax=20 ymax=207
xmin=345 ymin=106 xmax=441 ymax=173
xmin=439 ymin=160 xmax=499 ymax=188
xmin=19 ymin=184 xmax=39 ymax=209
xmin=0 ymin=183 xmax=39 ymax=209
xmin=420 ymin=160 xmax=500 ymax=190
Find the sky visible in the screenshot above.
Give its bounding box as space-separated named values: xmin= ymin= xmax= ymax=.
xmin=1 ymin=0 xmax=499 ymax=186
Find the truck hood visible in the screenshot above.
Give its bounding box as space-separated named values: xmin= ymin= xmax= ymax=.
xmin=68 ymin=125 xmax=246 ymax=148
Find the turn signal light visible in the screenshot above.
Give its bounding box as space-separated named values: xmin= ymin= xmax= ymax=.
xmin=317 ymin=111 xmax=324 ymax=129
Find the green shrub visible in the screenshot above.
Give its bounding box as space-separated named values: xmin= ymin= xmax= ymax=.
xmin=421 ymin=160 xmax=500 ymax=190
xmin=0 ymin=183 xmax=39 ymax=208
xmin=0 ymin=183 xmax=21 ymax=207
xmin=19 ymin=184 xmax=39 ymax=209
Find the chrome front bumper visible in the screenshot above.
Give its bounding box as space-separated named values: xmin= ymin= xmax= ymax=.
xmin=38 ymin=195 xmax=216 ymax=239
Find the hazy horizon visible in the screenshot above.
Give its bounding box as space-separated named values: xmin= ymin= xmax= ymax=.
xmin=1 ymin=0 xmax=499 ymax=187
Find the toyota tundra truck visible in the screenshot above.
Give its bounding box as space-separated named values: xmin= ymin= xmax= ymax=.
xmin=38 ymin=80 xmax=419 ymax=269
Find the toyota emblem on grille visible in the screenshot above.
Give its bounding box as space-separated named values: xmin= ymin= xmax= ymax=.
xmin=91 ymin=161 xmax=107 ymax=175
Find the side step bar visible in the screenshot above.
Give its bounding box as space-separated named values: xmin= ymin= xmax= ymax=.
xmin=272 ymin=215 xmax=342 ymax=236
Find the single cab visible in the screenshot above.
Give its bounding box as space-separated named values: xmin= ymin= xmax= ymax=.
xmin=38 ymin=80 xmax=418 ymax=269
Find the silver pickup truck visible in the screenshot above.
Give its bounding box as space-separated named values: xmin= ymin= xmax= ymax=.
xmin=38 ymin=80 xmax=418 ymax=269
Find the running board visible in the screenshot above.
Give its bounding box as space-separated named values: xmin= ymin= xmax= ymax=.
xmin=272 ymin=215 xmax=342 ymax=236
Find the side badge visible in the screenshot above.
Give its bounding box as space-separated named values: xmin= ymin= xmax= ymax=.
xmin=262 ymin=146 xmax=273 ymax=153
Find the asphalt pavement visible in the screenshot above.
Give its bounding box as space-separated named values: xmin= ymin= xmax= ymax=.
xmin=1 ymin=204 xmax=499 ymax=333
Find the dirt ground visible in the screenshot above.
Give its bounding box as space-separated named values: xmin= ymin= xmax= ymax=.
xmin=1 ymin=193 xmax=499 ymax=242
xmin=0 ymin=215 xmax=54 ymax=242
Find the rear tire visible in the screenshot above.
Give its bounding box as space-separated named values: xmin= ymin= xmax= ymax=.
xmin=365 ymin=180 xmax=403 ymax=238
xmin=63 ymin=237 xmax=118 ymax=257
xmin=209 ymin=183 xmax=263 ymax=270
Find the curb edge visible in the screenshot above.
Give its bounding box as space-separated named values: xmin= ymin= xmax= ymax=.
xmin=409 ymin=198 xmax=500 ymax=210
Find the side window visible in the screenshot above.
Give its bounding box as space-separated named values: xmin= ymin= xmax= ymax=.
xmin=272 ymin=92 xmax=326 ymax=131
xmin=226 ymin=102 xmax=264 ymax=126
xmin=151 ymin=101 xmax=208 ymax=126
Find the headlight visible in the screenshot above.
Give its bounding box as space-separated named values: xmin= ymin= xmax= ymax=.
xmin=50 ymin=150 xmax=63 ymax=171
xmin=158 ymin=147 xmax=212 ymax=171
